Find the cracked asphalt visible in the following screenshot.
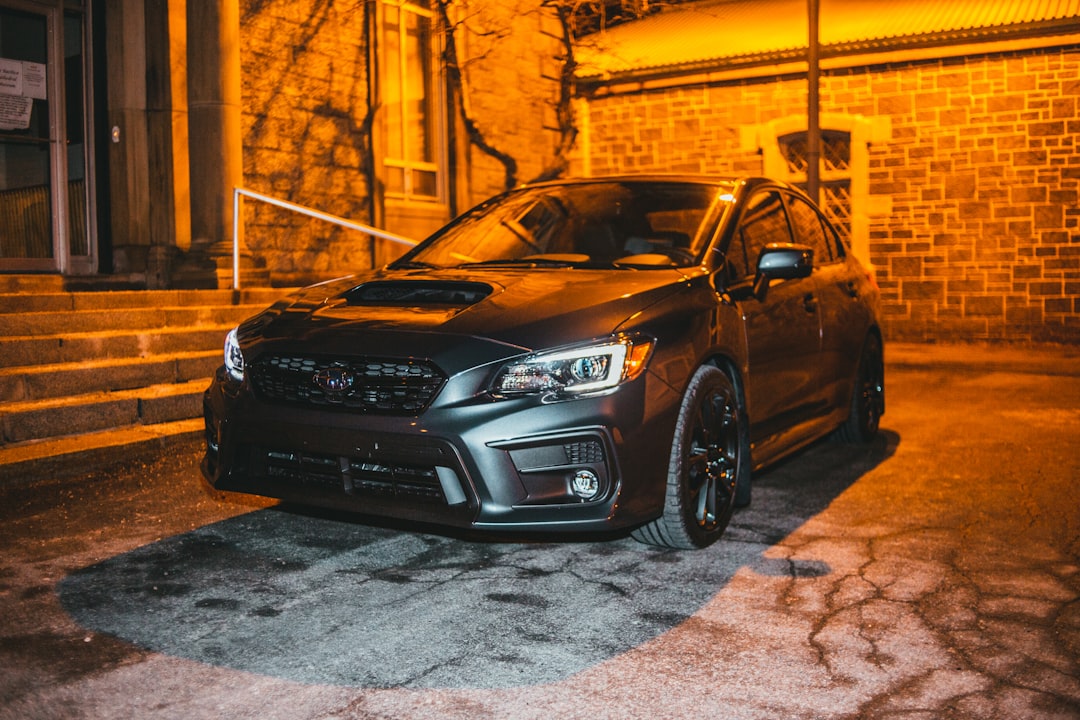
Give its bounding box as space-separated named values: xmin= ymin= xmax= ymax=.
xmin=1 ymin=346 xmax=1078 ymax=719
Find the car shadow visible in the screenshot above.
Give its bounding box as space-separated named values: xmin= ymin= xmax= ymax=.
xmin=57 ymin=431 xmax=898 ymax=689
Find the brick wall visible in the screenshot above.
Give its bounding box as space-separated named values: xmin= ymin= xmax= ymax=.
xmin=580 ymin=83 xmax=776 ymax=177
xmin=576 ymin=46 xmax=1080 ymax=344
xmin=240 ymin=1 xmax=375 ymax=287
xmin=454 ymin=0 xmax=568 ymax=201
xmin=236 ymin=0 xmax=567 ymax=287
xmin=864 ymin=49 xmax=1079 ymax=343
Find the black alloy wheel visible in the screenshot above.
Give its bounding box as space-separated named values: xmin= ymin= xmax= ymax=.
xmin=834 ymin=334 xmax=885 ymax=443
xmin=632 ymin=365 xmax=744 ymax=549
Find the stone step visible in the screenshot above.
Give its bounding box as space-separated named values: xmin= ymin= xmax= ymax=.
xmin=0 ymin=326 xmax=232 ymax=368
xmin=0 ymin=304 xmax=266 ymax=337
xmin=0 ymin=287 xmax=285 ymax=313
xmin=0 ymin=379 xmax=209 ymax=446
xmin=0 ymin=284 xmax=293 ymax=481
xmin=0 ymin=351 xmax=219 ymax=403
xmin=0 ymin=418 xmax=203 ymax=484
xmin=0 ymin=275 xmax=66 ymax=294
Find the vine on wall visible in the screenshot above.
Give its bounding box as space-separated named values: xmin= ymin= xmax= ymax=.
xmin=436 ymin=0 xmax=662 ymax=191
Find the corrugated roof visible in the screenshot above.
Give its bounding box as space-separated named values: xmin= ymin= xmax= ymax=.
xmin=575 ymin=0 xmax=1080 ymax=80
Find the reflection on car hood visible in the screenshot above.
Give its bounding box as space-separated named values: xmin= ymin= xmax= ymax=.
xmin=243 ymin=267 xmax=692 ymax=366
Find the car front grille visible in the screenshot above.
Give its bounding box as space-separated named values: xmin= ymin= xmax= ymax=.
xmin=264 ymin=449 xmax=449 ymax=503
xmin=248 ymin=354 xmax=446 ymax=414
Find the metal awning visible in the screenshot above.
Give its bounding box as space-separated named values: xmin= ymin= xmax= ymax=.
xmin=575 ymin=0 xmax=1080 ymax=82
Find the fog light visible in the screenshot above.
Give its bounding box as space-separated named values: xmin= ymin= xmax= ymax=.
xmin=571 ymin=469 xmax=600 ymax=500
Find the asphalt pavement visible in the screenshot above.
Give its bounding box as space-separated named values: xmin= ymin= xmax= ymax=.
xmin=0 ymin=342 xmax=1078 ymax=719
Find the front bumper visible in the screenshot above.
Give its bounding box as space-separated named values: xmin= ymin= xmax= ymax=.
xmin=201 ymin=366 xmax=679 ymax=535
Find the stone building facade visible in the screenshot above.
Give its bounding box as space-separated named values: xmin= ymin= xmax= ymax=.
xmin=572 ymin=2 xmax=1080 ymax=344
xmin=1 ymin=0 xmax=1076 ymax=344
xmin=236 ymin=0 xmax=567 ymax=286
xmin=238 ymin=1 xmax=379 ymax=286
xmin=863 ymin=50 xmax=1079 ymax=343
xmin=0 ymin=0 xmax=567 ymax=289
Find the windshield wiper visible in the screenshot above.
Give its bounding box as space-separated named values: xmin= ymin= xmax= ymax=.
xmin=456 ymin=258 xmax=575 ymax=268
xmin=458 ymin=253 xmax=597 ymax=268
xmin=390 ymin=260 xmax=439 ymax=270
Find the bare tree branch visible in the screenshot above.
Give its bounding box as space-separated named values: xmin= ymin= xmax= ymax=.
xmin=437 ymin=0 xmax=519 ymax=190
xmin=529 ymin=1 xmax=580 ymax=183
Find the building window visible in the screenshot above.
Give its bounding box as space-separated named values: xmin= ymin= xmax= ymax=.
xmin=778 ymin=129 xmax=853 ymax=243
xmin=382 ymin=0 xmax=442 ymax=202
xmin=758 ymin=114 xmax=890 ymax=268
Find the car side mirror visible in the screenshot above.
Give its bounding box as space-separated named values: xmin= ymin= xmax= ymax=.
xmin=753 ymin=243 xmax=814 ymax=297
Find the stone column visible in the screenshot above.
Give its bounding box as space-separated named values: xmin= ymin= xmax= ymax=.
xmin=184 ymin=0 xmax=246 ymax=287
xmin=144 ymin=0 xmax=190 ymax=288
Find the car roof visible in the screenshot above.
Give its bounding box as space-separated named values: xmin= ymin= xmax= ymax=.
xmin=514 ymin=177 xmax=826 ymax=213
xmin=516 ymin=175 xmax=797 ymax=196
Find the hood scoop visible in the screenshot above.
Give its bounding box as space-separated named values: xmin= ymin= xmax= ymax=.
xmin=344 ymin=280 xmax=494 ymax=307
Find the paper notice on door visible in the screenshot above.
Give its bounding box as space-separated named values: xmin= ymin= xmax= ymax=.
xmin=0 ymin=58 xmax=21 ymax=96
xmin=0 ymin=57 xmax=44 ymax=129
xmin=22 ymin=62 xmax=47 ymax=100
xmin=0 ymin=93 xmax=33 ymax=130
xmin=0 ymin=58 xmax=46 ymax=100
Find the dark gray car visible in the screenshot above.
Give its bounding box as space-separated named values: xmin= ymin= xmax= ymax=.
xmin=201 ymin=176 xmax=884 ymax=549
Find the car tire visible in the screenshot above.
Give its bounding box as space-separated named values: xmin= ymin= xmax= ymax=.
xmin=833 ymin=334 xmax=885 ymax=443
xmin=632 ymin=365 xmax=746 ymax=549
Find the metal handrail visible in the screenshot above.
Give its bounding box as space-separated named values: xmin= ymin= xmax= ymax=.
xmin=231 ymin=187 xmax=417 ymax=289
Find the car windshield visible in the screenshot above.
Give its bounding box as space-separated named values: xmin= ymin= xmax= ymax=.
xmin=394 ymin=181 xmax=736 ymax=270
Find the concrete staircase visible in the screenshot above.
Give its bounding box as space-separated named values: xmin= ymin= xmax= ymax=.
xmin=0 ymin=276 xmax=286 ymax=482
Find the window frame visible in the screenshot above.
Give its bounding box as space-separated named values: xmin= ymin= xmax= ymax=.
xmin=783 ymin=192 xmax=842 ymax=265
xmin=379 ymin=0 xmax=446 ymax=205
xmin=727 ymin=189 xmax=793 ymax=282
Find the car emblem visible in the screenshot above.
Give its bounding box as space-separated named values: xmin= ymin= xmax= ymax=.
xmin=313 ymin=366 xmax=354 ymax=396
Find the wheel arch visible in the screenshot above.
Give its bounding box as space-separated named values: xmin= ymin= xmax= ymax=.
xmin=701 ymin=352 xmax=748 ymax=419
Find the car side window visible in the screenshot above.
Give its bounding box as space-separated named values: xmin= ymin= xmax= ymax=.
xmin=727 ymin=191 xmax=792 ymax=281
xmin=785 ymin=194 xmax=835 ymax=264
xmin=821 ymin=215 xmax=847 ymax=259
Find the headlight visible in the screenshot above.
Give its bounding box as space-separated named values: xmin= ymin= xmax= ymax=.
xmin=491 ymin=335 xmax=653 ymax=398
xmin=224 ymin=327 xmax=245 ymax=382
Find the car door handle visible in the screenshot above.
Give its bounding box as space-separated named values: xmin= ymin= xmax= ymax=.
xmin=803 ymin=293 xmax=817 ymax=313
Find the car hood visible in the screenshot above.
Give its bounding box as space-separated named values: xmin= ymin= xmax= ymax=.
xmin=239 ymin=267 xmax=692 ymax=373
